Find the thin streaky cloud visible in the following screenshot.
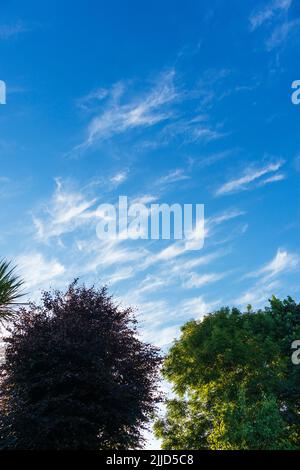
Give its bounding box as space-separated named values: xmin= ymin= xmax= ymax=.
xmin=190 ymin=149 xmax=239 ymax=169
xmin=168 ymin=249 xmax=228 ymax=274
xmin=0 ymin=21 xmax=30 ymax=39
xmin=110 ymin=171 xmax=128 ymax=185
xmin=266 ymin=18 xmax=300 ymax=50
xmin=249 ymin=248 xmax=299 ymax=279
xmin=143 ymin=209 xmax=244 ymax=267
xmin=180 ymin=296 xmax=220 ymax=320
xmin=103 ymin=267 xmax=134 ymax=285
xmin=33 ymin=178 xmax=99 ymax=242
xmin=155 ymin=169 xmax=189 ymax=186
xmin=249 ymin=0 xmax=292 ymax=31
xmin=16 ymin=252 xmax=65 ymax=289
xmin=235 ymin=279 xmax=281 ymax=308
xmin=76 ymin=69 xmax=178 ymax=151
xmin=161 ymin=117 xmax=225 ymax=145
xmin=207 ymin=209 xmax=246 ymax=230
xmin=249 ymin=0 xmax=298 ymax=51
xmin=183 ymin=272 xmax=225 ymax=289
xmin=131 ymin=194 xmax=158 ymax=205
xmin=258 ymin=173 xmax=286 ymax=186
xmin=236 ymin=248 xmax=300 ymax=308
xmin=76 ymin=87 xmax=109 ymax=110
xmin=215 ymin=160 xmax=284 ymax=196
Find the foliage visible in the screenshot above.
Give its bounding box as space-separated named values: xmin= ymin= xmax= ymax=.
xmin=0 ymin=260 xmax=24 ymax=322
xmin=0 ymin=281 xmax=161 ymax=450
xmin=155 ymin=297 xmax=300 ymax=449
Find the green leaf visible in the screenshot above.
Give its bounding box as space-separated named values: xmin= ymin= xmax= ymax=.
xmin=0 ymin=259 xmax=25 ymax=322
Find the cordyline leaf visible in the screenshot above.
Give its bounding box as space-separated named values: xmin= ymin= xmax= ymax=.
xmin=0 ymin=259 xmax=25 ymax=322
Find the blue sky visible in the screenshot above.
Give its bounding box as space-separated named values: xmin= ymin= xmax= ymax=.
xmin=1 ymin=0 xmax=300 ymax=354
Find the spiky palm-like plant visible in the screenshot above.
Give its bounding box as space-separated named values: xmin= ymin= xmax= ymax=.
xmin=0 ymin=260 xmax=24 ymax=322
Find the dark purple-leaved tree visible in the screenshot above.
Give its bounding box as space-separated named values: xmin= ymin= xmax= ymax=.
xmin=0 ymin=281 xmax=161 ymax=450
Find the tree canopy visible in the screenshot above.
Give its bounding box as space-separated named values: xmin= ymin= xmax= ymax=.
xmin=155 ymin=297 xmax=300 ymax=450
xmin=0 ymin=281 xmax=161 ymax=450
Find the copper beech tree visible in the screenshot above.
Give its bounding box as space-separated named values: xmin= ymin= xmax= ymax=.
xmin=0 ymin=281 xmax=161 ymax=450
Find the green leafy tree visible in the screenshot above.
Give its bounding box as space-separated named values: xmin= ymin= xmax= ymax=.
xmin=155 ymin=297 xmax=300 ymax=450
xmin=0 ymin=281 xmax=161 ymax=450
xmin=0 ymin=260 xmax=24 ymax=322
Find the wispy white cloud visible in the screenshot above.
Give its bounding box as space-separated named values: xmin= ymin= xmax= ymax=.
xmin=129 ymin=250 xmax=227 ymax=296
xmin=207 ymin=209 xmax=246 ymax=231
xmin=160 ymin=115 xmax=225 ymax=145
xmin=168 ymin=249 xmax=227 ymax=275
xmin=250 ymin=248 xmax=299 ymax=279
xmin=156 ymin=169 xmax=189 ymax=186
xmin=83 ymin=241 xmax=145 ymax=272
xmin=193 ymin=68 xmax=231 ymax=108
xmin=235 ymin=279 xmax=281 ymax=307
xmin=249 ymin=0 xmax=298 ymax=50
xmin=103 ymin=266 xmax=134 ymax=285
xmin=72 ymin=67 xmax=229 ymax=155
xmin=33 ymin=178 xmax=100 ymax=242
xmin=258 ymin=173 xmax=286 ymax=186
xmin=236 ymin=248 xmax=300 ymax=307
xmin=249 ymin=0 xmax=292 ymax=31
xmin=137 ymin=274 xmax=172 ymax=294
xmin=215 ymin=160 xmax=284 ymax=196
xmin=141 ymin=324 xmax=180 ymax=348
xmin=76 ymin=87 xmax=109 ymax=111
xmin=0 ymin=21 xmax=30 ymax=40
xmin=16 ymin=252 xmax=65 ymax=289
xmin=76 ymin=70 xmax=178 ymax=150
xmin=266 ymin=18 xmax=300 ymax=50
xmin=138 ymin=295 xmax=218 ymax=347
xmin=183 ymin=272 xmax=225 ymax=289
xmin=131 ymin=194 xmax=158 ymax=205
xmin=110 ymin=171 xmax=128 ymax=186
xmin=190 ymin=149 xmax=238 ymax=169
xmin=180 ymin=296 xmax=219 ymax=320
xmin=142 ymin=208 xmax=244 ymax=267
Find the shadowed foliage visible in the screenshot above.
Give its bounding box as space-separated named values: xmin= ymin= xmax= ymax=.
xmin=0 ymin=281 xmax=161 ymax=450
